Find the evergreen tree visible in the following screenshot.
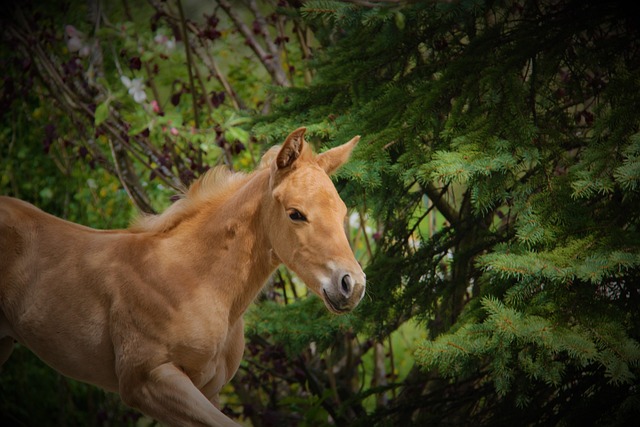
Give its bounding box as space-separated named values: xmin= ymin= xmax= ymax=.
xmin=256 ymin=0 xmax=640 ymax=425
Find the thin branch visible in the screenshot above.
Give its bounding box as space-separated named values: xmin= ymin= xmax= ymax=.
xmin=292 ymin=20 xmax=314 ymax=85
xmin=246 ymin=0 xmax=280 ymax=59
xmin=358 ymin=210 xmax=374 ymax=259
xmin=8 ymin=11 xmax=160 ymax=213
xmin=195 ymin=42 xmax=245 ymax=110
xmin=147 ymin=0 xmax=246 ymax=110
xmin=108 ymin=139 xmax=154 ymax=213
xmin=424 ymin=182 xmax=460 ymax=229
xmin=176 ymin=0 xmax=201 ymax=129
xmin=215 ymin=0 xmax=290 ymax=87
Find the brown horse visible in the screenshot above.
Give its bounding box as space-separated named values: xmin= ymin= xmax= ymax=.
xmin=0 ymin=127 xmax=365 ymax=426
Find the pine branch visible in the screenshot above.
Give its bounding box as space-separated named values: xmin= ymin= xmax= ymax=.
xmin=424 ymin=182 xmax=460 ymax=228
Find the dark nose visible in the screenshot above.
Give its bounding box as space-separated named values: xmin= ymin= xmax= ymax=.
xmin=340 ymin=274 xmax=353 ymax=298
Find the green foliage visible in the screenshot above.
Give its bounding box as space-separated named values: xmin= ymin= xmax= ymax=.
xmin=416 ymin=296 xmax=640 ymax=395
xmin=246 ymin=297 xmax=359 ymax=356
xmin=614 ymin=132 xmax=640 ymax=191
xmin=263 ymin=0 xmax=640 ymax=425
xmin=0 ymin=346 xmax=138 ymax=426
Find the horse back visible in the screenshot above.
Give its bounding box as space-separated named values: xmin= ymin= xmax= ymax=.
xmin=0 ymin=196 xmax=46 ymax=295
xmin=0 ymin=196 xmax=126 ymax=389
xmin=0 ymin=196 xmax=96 ymax=293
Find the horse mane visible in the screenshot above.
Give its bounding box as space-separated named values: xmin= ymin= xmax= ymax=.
xmin=131 ymin=166 xmax=249 ymax=233
xmin=131 ymin=142 xmax=315 ymax=233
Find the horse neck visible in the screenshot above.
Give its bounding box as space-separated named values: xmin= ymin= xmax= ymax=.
xmin=168 ymin=168 xmax=278 ymax=324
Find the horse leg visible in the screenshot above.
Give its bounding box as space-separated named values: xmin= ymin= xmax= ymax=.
xmin=0 ymin=337 xmax=14 ymax=366
xmin=119 ymin=362 xmax=240 ymax=427
xmin=201 ymin=318 xmax=245 ymax=410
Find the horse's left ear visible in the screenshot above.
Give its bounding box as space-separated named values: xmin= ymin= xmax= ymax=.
xmin=277 ymin=127 xmax=307 ymax=169
xmin=317 ymin=135 xmax=360 ymax=175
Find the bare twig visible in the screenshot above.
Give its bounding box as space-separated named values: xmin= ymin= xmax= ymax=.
xmin=193 ymin=42 xmax=245 ymax=110
xmin=292 ymin=20 xmax=314 ymax=85
xmin=215 ymin=0 xmax=291 ymax=87
xmin=176 ymin=0 xmax=201 ymax=130
xmin=9 ymin=7 xmax=158 ymax=213
xmin=108 ymin=139 xmax=154 ymax=213
xmin=246 ymin=0 xmax=280 ymax=59
xmin=147 ymin=0 xmax=247 ymax=110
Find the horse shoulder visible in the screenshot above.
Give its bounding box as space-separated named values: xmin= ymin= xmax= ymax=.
xmin=0 ymin=196 xmax=42 ymax=238
xmin=107 ymin=252 xmax=232 ymax=382
xmin=0 ymin=197 xmax=42 ymax=298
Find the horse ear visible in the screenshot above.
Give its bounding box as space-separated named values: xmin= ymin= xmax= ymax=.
xmin=317 ymin=135 xmax=360 ymax=175
xmin=276 ymin=127 xmax=306 ymax=169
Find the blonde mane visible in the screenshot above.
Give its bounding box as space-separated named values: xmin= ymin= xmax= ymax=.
xmin=131 ymin=143 xmax=314 ymax=233
xmin=132 ymin=166 xmax=249 ymax=233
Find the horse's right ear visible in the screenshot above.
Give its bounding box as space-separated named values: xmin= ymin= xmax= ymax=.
xmin=276 ymin=127 xmax=306 ymax=169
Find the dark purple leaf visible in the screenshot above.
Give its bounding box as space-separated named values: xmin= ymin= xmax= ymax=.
xmin=231 ymin=142 xmax=245 ymax=155
xmin=43 ymin=124 xmax=57 ymax=154
xmin=171 ymin=92 xmax=182 ymax=106
xmin=252 ymin=20 xmax=262 ymax=35
xmin=78 ymin=146 xmax=89 ymax=159
xmin=129 ymin=56 xmax=142 ymax=70
xmin=210 ymin=91 xmax=225 ymax=108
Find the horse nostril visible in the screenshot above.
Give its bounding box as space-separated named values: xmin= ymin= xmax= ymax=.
xmin=341 ymin=274 xmax=352 ymax=298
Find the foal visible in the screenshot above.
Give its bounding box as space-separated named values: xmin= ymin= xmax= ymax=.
xmin=0 ymin=127 xmax=366 ymax=426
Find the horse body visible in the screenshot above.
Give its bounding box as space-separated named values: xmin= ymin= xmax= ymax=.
xmin=0 ymin=128 xmax=365 ymax=426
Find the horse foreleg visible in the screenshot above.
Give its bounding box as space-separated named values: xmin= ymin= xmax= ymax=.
xmin=119 ymin=362 xmax=240 ymax=427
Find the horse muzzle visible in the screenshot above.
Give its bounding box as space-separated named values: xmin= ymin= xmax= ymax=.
xmin=321 ymin=269 xmax=366 ymax=314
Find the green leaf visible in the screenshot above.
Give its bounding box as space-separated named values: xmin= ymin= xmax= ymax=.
xmin=394 ymin=11 xmax=405 ymax=30
xmin=141 ymin=51 xmax=154 ymax=62
xmin=225 ymin=126 xmax=249 ymax=144
xmin=94 ymin=102 xmax=110 ymax=126
xmin=39 ymin=187 xmax=54 ymax=200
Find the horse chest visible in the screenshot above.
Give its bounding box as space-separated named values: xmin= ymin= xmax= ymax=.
xmin=171 ymin=316 xmax=245 ymax=392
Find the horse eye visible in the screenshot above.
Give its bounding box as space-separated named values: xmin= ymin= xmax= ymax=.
xmin=288 ymin=209 xmax=307 ymax=222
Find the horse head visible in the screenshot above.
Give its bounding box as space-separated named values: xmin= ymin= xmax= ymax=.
xmin=265 ymin=127 xmax=366 ymax=314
